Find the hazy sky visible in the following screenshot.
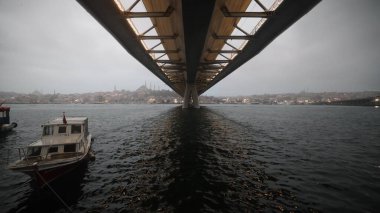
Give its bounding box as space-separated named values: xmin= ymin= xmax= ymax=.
xmin=0 ymin=0 xmax=379 ymax=96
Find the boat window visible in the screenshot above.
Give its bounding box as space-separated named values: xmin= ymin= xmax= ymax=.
xmin=64 ymin=144 xmax=76 ymax=152
xmin=71 ymin=125 xmax=81 ymax=134
xmin=58 ymin=126 xmax=66 ymax=134
xmin=1 ymin=111 xmax=8 ymax=117
xmin=48 ymin=146 xmax=58 ymax=153
xmin=28 ymin=147 xmax=41 ymax=156
xmin=43 ymin=126 xmax=54 ymax=136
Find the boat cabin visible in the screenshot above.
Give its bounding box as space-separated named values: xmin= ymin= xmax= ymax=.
xmin=41 ymin=117 xmax=89 ymax=137
xmin=24 ymin=117 xmax=90 ymax=160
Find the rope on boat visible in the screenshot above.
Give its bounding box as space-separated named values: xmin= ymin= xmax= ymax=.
xmin=33 ymin=163 xmax=73 ymax=212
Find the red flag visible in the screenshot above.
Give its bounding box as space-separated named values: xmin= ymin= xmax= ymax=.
xmin=63 ymin=112 xmax=67 ymax=125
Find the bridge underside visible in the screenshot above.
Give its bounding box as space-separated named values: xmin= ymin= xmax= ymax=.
xmin=77 ymin=0 xmax=320 ymax=106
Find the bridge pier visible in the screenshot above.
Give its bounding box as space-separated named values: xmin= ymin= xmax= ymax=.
xmin=182 ymin=83 xmax=200 ymax=109
xmin=183 ymin=83 xmax=191 ymax=109
xmin=191 ymin=85 xmax=200 ymax=108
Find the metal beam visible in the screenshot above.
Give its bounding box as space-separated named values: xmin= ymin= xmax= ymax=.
xmin=155 ymin=53 xmax=167 ymax=60
xmin=200 ymin=70 xmax=220 ymax=73
xmin=163 ymin=68 xmax=186 ymax=72
xmin=208 ymin=49 xmax=242 ymax=54
xmin=163 ymin=69 xmax=186 ymax=72
xmin=221 ymin=6 xmax=273 ymax=18
xmin=199 ymin=64 xmax=224 ymax=69
xmin=161 ymin=65 xmax=185 ymax=69
xmin=155 ymin=60 xmax=183 ymax=64
xmin=147 ymin=49 xmax=180 ymax=54
xmin=233 ymin=23 xmax=251 ymax=36
xmin=148 ymin=42 xmax=163 ymax=51
xmin=224 ymin=41 xmax=239 ymax=51
xmin=138 ymin=35 xmax=177 ymax=40
xmin=201 ymin=60 xmax=230 ymax=64
xmin=212 ymin=33 xmax=253 ymax=40
xmin=254 ymin=0 xmax=268 ymax=12
xmin=218 ymin=53 xmax=230 ymax=60
xmin=141 ymin=25 xmax=155 ymax=36
xmin=124 ymin=6 xmax=174 ymax=18
xmin=126 ymin=0 xmax=140 ymax=12
xmin=167 ymin=74 xmax=182 ymax=76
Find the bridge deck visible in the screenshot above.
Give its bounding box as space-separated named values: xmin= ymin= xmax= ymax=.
xmin=77 ymin=0 xmax=320 ymax=96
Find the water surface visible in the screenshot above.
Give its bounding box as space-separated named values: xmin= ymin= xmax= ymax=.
xmin=0 ymin=104 xmax=379 ymax=212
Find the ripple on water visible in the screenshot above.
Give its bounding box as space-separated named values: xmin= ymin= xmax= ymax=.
xmin=78 ymin=107 xmax=313 ymax=212
xmin=1 ymin=104 xmax=379 ymax=212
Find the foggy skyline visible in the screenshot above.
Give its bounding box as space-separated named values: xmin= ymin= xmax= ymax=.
xmin=0 ymin=0 xmax=379 ymax=96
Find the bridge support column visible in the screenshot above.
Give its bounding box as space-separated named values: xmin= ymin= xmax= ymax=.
xmin=191 ymin=85 xmax=200 ymax=109
xmin=183 ymin=83 xmax=191 ymax=109
xmin=182 ymin=83 xmax=200 ymax=109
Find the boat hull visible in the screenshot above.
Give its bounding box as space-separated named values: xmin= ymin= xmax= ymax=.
xmin=11 ymin=151 xmax=94 ymax=188
xmin=0 ymin=122 xmax=17 ymax=133
xmin=17 ymin=151 xmax=94 ymax=188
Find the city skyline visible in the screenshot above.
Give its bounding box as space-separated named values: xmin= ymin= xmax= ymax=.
xmin=0 ymin=1 xmax=379 ymax=96
xmin=1 ymin=85 xmax=379 ymax=105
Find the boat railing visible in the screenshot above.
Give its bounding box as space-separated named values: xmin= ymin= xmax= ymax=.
xmin=11 ymin=146 xmax=43 ymax=165
xmin=13 ymin=138 xmax=87 ymax=164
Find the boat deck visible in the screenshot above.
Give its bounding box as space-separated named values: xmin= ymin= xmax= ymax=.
xmin=10 ymin=152 xmax=86 ymax=169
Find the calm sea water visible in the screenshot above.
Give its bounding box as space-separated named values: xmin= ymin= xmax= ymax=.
xmin=0 ymin=104 xmax=379 ymax=212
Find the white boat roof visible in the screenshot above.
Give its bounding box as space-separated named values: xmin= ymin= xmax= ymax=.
xmin=46 ymin=117 xmax=88 ymax=125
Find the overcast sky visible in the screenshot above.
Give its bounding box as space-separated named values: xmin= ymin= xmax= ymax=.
xmin=0 ymin=0 xmax=379 ymax=96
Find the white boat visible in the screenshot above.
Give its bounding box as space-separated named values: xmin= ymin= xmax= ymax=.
xmin=8 ymin=115 xmax=94 ymax=187
xmin=0 ymin=105 xmax=17 ymax=133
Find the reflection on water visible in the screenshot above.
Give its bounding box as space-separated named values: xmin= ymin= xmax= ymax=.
xmin=1 ymin=104 xmax=379 ymax=212
xmin=83 ymin=107 xmax=310 ymax=212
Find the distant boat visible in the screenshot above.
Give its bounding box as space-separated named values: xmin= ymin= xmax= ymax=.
xmin=0 ymin=104 xmax=17 ymax=133
xmin=8 ymin=115 xmax=94 ymax=187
